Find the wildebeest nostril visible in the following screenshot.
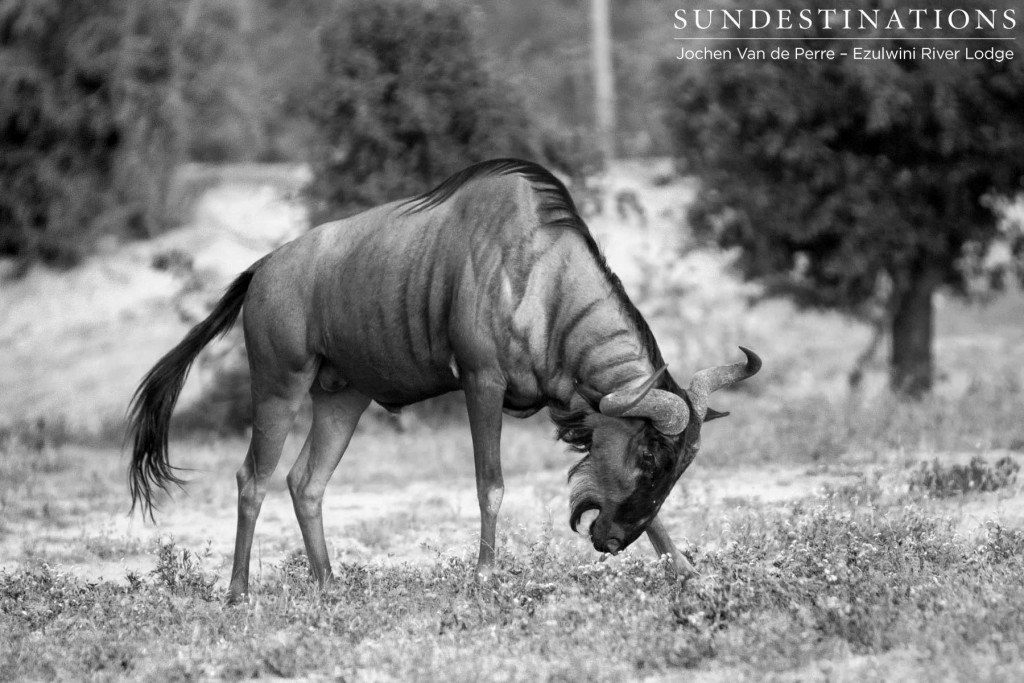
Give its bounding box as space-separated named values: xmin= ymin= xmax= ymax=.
xmin=605 ymin=538 xmax=621 ymax=554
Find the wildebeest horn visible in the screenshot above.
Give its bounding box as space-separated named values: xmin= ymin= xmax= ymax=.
xmin=599 ymin=366 xmax=691 ymax=435
xmin=686 ymin=347 xmax=761 ymax=419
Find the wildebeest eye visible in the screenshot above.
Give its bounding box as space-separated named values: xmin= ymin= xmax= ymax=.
xmin=639 ymin=447 xmax=656 ymax=472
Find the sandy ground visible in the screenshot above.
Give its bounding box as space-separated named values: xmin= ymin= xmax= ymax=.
xmin=4 ymin=450 xmax=1020 ymax=589
xmin=0 ymin=166 xmax=308 ymax=434
xmin=0 ymin=458 xmax=849 ymax=582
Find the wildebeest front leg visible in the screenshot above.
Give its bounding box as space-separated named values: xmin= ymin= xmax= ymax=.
xmin=646 ymin=516 xmax=699 ymax=581
xmin=463 ymin=372 xmax=506 ymax=578
xmin=286 ymin=385 xmax=370 ymax=586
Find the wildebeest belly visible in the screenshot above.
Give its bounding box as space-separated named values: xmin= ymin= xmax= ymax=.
xmin=317 ymin=328 xmax=461 ymax=407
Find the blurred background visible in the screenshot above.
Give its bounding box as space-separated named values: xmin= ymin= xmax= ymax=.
xmin=2 ymin=0 xmax=1024 ymax=569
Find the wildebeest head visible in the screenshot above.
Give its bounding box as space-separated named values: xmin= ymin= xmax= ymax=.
xmin=565 ymin=347 xmax=761 ymax=554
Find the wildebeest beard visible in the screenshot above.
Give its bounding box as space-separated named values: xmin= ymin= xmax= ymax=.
xmin=567 ymin=450 xmax=678 ymax=537
xmin=565 ymin=422 xmax=682 ymax=536
xmin=553 ymin=407 xmax=600 ymax=532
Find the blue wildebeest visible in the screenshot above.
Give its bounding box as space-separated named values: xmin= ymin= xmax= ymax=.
xmin=128 ymin=159 xmax=760 ymax=603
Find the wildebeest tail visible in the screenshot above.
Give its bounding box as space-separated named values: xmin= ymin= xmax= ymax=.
xmin=127 ymin=260 xmax=263 ymax=520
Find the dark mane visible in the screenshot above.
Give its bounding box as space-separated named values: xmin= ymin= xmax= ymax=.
xmin=550 ymin=407 xmax=592 ymax=453
xmin=403 ymin=159 xmax=666 ymax=374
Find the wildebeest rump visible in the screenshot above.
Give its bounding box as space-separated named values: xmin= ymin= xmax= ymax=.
xmin=127 ymin=159 xmax=761 ymax=603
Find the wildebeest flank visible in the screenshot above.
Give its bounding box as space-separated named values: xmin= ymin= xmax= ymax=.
xmin=127 ymin=159 xmax=760 ymax=603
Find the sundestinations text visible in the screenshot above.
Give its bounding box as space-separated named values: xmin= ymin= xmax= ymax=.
xmin=672 ymin=8 xmax=1016 ymax=31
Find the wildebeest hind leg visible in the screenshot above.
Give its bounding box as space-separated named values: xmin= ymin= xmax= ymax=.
xmin=227 ymin=370 xmax=313 ymax=604
xmin=646 ymin=516 xmax=699 ymax=582
xmin=463 ymin=371 xmax=507 ymax=579
xmin=286 ymin=384 xmax=370 ymax=586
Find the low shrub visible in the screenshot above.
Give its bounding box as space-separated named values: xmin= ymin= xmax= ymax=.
xmin=909 ymin=455 xmax=1020 ymax=497
xmin=150 ymin=537 xmax=219 ymax=601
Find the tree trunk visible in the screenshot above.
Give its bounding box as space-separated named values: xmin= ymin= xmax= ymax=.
xmin=590 ymin=0 xmax=616 ymax=164
xmin=889 ymin=264 xmax=940 ymax=397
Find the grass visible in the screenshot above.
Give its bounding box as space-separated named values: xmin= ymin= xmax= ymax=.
xmin=697 ymin=365 xmax=1024 ymax=468
xmin=3 ymin=481 xmax=1024 ymax=681
xmin=2 ymin=347 xmax=1023 ymax=680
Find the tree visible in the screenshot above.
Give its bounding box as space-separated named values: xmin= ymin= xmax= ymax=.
xmin=0 ymin=0 xmax=182 ymax=267
xmin=664 ymin=0 xmax=1024 ymax=396
xmin=305 ymin=0 xmax=572 ymax=222
xmin=175 ymin=0 xmax=264 ymax=162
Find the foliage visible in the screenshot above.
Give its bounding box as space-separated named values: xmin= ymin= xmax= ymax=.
xmin=664 ymin=0 xmax=1024 ymax=394
xmin=910 ymin=455 xmax=1020 ymax=497
xmin=150 ymin=537 xmax=219 ymax=600
xmin=304 ymin=0 xmax=572 ymax=222
xmin=4 ymin=324 xmax=1024 ymax=677
xmin=0 ymin=0 xmax=182 ymax=267
xmin=176 ymin=0 xmax=265 ymax=162
xmin=706 ymin=371 xmax=1024 ymax=466
xmin=4 ymin=493 xmax=1024 ymax=680
xmin=666 ymin=0 xmax=1024 ymax=306
xmin=0 ymin=417 xmax=72 ymax=453
xmin=188 ymin=0 xmax=673 ymax=166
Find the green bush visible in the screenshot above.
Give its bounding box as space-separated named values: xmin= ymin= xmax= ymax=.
xmin=0 ymin=0 xmax=181 ymax=268
xmin=305 ymin=0 xmax=571 ymax=222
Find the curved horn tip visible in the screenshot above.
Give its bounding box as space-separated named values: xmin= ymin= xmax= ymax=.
xmin=656 ymin=415 xmax=689 ymax=435
xmin=738 ymin=346 xmax=762 ymax=376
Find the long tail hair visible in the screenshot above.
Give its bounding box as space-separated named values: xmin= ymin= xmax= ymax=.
xmin=127 ymin=259 xmax=264 ymax=520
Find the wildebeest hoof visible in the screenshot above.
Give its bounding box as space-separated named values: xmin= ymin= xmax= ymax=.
xmin=676 ymin=567 xmax=700 ymax=585
xmin=667 ymin=559 xmax=700 ymax=584
xmin=225 ymin=591 xmax=248 ymax=606
xmin=474 ymin=566 xmax=497 ymax=583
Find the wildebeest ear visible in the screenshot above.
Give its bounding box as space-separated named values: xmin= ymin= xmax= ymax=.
xmin=704 ymin=407 xmax=730 ymax=422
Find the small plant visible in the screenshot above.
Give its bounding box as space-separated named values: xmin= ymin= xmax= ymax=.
xmin=909 ymin=455 xmax=1020 ymax=498
xmin=0 ymin=419 xmax=76 ymax=506
xmin=976 ymin=521 xmax=1024 ymax=563
xmin=0 ymin=417 xmax=73 ymax=454
xmin=150 ymin=537 xmax=218 ymax=601
xmin=81 ymin=533 xmax=144 ymax=561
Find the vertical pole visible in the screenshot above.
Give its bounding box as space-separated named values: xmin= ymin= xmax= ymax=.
xmin=236 ymin=0 xmax=253 ymax=35
xmin=591 ymin=0 xmax=616 ymax=164
xmin=183 ymin=0 xmax=203 ymax=31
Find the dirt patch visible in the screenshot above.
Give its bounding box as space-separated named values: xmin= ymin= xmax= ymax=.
xmin=0 ymin=169 xmax=308 ymax=434
xmin=0 ymin=457 xmax=880 ymax=585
